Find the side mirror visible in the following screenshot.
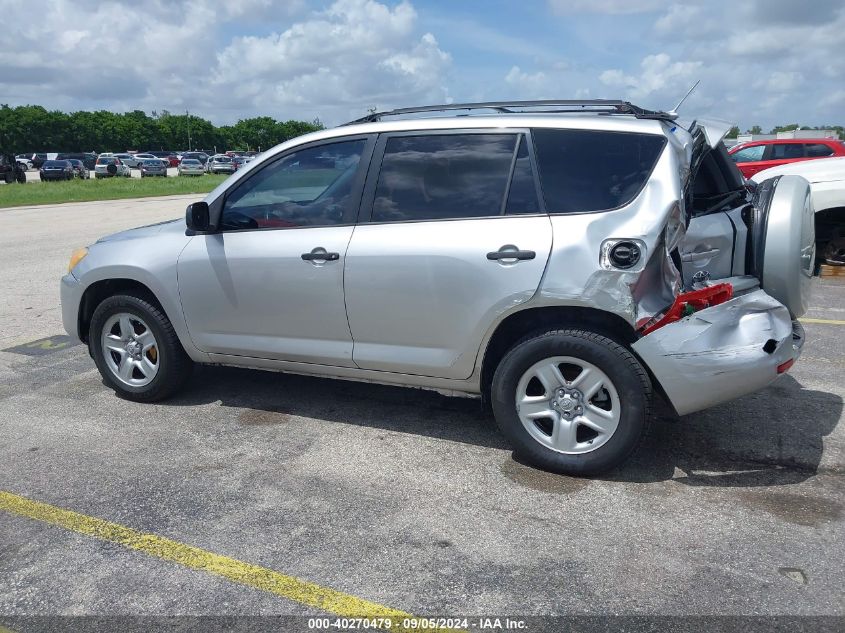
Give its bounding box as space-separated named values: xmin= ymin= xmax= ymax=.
xmin=186 ymin=201 xmax=211 ymax=232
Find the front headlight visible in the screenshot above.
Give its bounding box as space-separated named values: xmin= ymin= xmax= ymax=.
xmin=68 ymin=247 xmax=88 ymax=273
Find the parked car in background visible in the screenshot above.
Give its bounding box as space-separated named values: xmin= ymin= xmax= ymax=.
xmin=139 ymin=159 xmax=168 ymax=178
xmin=147 ymin=151 xmax=179 ymax=167
xmin=94 ymin=156 xmax=131 ymax=178
xmin=60 ymin=100 xmax=813 ymax=475
xmin=181 ymin=151 xmax=209 ymax=166
xmin=1 ymin=154 xmax=26 ymax=183
xmin=21 ymin=153 xmax=49 ymax=168
xmin=177 ymin=158 xmax=205 ymax=176
xmin=729 ymin=138 xmax=845 ymax=179
xmin=40 ymin=160 xmax=74 ymax=181
xmin=56 ymin=152 xmax=97 ymax=170
xmin=208 ymin=154 xmax=235 ymax=174
xmin=751 ymin=156 xmax=845 ymax=266
xmin=114 ymin=153 xmax=141 ymax=168
xmin=67 ymin=159 xmax=90 ymax=179
xmin=232 ymin=156 xmax=248 ymax=171
xmin=15 ymin=155 xmax=33 ymax=170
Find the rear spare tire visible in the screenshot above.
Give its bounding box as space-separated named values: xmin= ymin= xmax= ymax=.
xmin=750 ymin=175 xmax=815 ymax=317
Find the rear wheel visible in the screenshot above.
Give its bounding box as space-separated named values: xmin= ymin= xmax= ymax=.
xmin=89 ymin=294 xmax=193 ymax=401
xmin=492 ymin=329 xmax=651 ymax=475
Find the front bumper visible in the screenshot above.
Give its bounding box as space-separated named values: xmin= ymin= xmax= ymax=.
xmin=60 ymin=273 xmax=84 ymax=343
xmin=632 ymin=288 xmax=804 ymax=416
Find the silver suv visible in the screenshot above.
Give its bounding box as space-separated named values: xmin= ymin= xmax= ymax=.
xmin=60 ymin=100 xmax=814 ymax=475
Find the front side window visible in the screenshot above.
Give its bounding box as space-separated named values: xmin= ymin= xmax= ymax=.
xmin=221 ymin=139 xmax=365 ymax=231
xmin=532 ymin=128 xmax=666 ymax=213
xmin=371 ymin=133 xmax=517 ymax=222
xmin=731 ymin=145 xmax=766 ymax=163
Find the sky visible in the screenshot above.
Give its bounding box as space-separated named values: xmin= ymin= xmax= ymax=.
xmin=1 ymin=0 xmax=843 ymax=129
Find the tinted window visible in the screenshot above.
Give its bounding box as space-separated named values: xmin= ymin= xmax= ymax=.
xmin=532 ymin=129 xmax=665 ymax=213
xmin=731 ymin=145 xmax=766 ymax=162
xmin=805 ymin=143 xmax=834 ymax=157
xmin=97 ymin=157 xmax=117 ymax=165
xmin=222 ymin=139 xmax=365 ymax=231
xmin=372 ymin=134 xmax=516 ymax=222
xmin=771 ymin=143 xmax=805 ymax=159
xmin=505 ymin=136 xmax=540 ymax=214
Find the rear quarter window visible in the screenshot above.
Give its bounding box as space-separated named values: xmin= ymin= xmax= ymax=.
xmin=805 ymin=143 xmax=835 ymax=157
xmin=532 ymin=129 xmax=666 ymax=213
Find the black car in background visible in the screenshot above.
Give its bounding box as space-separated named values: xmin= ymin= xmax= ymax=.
xmin=67 ymin=159 xmax=90 ymax=179
xmin=56 ymin=152 xmax=97 ymax=170
xmin=180 ymin=151 xmax=209 ymax=165
xmin=1 ymin=154 xmax=26 ymax=183
xmin=40 ymin=160 xmax=74 ymax=181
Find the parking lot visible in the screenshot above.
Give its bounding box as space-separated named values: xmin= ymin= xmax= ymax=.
xmin=0 ymin=197 xmax=843 ymax=628
xmin=16 ymin=165 xmax=182 ymax=182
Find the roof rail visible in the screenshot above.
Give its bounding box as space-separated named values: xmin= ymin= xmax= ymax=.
xmin=343 ymin=100 xmax=677 ymax=125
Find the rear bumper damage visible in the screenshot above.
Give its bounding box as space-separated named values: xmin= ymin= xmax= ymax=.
xmin=632 ymin=288 xmax=804 ymax=416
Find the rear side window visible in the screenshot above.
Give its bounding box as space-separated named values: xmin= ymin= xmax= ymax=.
xmin=771 ymin=143 xmax=805 ymax=159
xmin=371 ymin=134 xmax=517 ymax=222
xmin=805 ymin=143 xmax=834 ymax=157
xmin=532 ymin=129 xmax=666 ymax=213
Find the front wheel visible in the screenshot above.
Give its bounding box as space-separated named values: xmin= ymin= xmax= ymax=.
xmin=491 ymin=329 xmax=651 ymax=475
xmin=89 ymin=294 xmax=193 ymax=401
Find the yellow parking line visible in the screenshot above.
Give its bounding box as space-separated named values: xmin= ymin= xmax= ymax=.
xmin=800 ymin=317 xmax=845 ymax=326
xmin=0 ymin=491 xmax=418 ymax=626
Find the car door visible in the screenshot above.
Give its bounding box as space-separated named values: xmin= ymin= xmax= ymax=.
xmin=344 ymin=130 xmax=552 ymax=379
xmin=758 ymin=143 xmax=807 ymax=173
xmin=177 ymin=135 xmax=374 ymax=366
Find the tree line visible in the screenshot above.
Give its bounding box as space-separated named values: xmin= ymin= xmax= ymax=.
xmin=727 ymin=124 xmax=845 ymax=139
xmin=0 ymin=105 xmax=325 ymax=153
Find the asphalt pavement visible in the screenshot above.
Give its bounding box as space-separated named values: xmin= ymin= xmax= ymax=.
xmin=0 ymin=198 xmax=843 ymax=631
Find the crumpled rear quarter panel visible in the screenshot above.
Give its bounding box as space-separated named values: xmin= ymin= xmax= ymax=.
xmin=632 ymin=289 xmax=798 ymax=416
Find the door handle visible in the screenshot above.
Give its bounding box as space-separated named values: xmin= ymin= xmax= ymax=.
xmin=487 ymin=248 xmax=536 ymax=261
xmin=682 ymin=248 xmax=719 ymax=263
xmin=301 ymin=249 xmax=340 ymax=262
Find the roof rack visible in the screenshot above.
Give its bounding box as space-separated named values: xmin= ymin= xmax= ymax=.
xmin=342 ymin=100 xmax=677 ymax=126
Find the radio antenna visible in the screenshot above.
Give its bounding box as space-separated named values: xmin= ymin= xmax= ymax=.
xmin=669 ymin=80 xmax=700 ymax=116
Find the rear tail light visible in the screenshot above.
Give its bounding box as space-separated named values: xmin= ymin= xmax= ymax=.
xmin=639 ymin=283 xmax=733 ymax=335
xmin=777 ymin=358 xmax=795 ymax=374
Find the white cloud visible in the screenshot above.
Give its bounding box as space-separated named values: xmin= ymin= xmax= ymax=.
xmin=548 ymin=0 xmax=666 ymax=14
xmin=504 ymin=66 xmax=550 ymax=99
xmin=208 ymin=0 xmax=450 ymax=121
xmin=599 ymin=53 xmax=702 ymax=101
xmin=0 ymin=0 xmax=450 ymax=125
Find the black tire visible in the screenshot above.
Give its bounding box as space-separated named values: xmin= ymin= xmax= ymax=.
xmin=491 ymin=329 xmax=651 ymax=475
xmin=89 ymin=293 xmax=193 ymax=402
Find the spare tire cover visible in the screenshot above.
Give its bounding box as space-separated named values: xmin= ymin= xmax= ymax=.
xmin=107 ymin=163 xmax=117 ymax=175
xmin=752 ymin=175 xmax=815 ymax=317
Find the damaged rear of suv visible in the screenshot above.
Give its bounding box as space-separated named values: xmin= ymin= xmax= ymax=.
xmin=60 ymin=100 xmax=813 ymax=476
